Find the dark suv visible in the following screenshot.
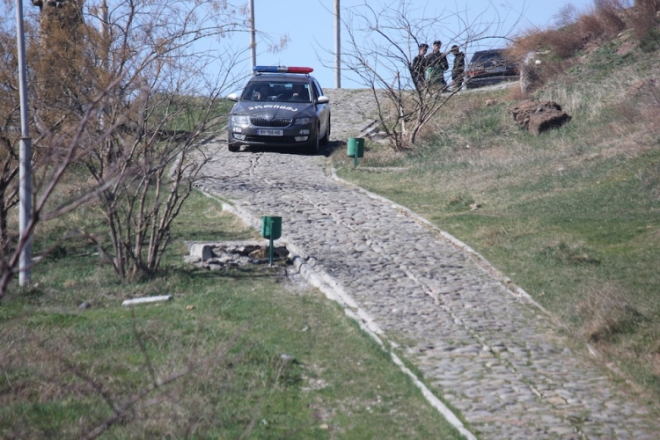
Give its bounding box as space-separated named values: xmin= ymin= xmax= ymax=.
xmin=465 ymin=49 xmax=519 ymax=89
xmin=227 ymin=66 xmax=331 ymax=154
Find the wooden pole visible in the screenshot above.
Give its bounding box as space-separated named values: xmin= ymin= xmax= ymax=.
xmin=335 ymin=0 xmax=341 ymax=88
xmin=249 ymin=0 xmax=256 ymax=71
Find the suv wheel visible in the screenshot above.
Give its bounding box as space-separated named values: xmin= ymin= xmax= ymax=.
xmin=307 ymin=126 xmax=320 ymax=155
xmin=320 ymin=119 xmax=330 ymax=146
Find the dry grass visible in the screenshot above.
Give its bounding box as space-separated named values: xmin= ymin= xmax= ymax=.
xmin=575 ymin=282 xmax=644 ymax=341
xmin=629 ymin=0 xmax=660 ymax=48
xmin=575 ymin=280 xmax=660 ymax=388
xmin=508 ymin=0 xmax=654 ymax=88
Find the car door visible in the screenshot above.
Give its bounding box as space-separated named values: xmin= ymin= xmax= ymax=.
xmin=311 ymin=79 xmax=329 ymax=137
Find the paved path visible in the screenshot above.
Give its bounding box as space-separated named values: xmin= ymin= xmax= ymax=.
xmin=196 ymin=89 xmax=658 ymax=440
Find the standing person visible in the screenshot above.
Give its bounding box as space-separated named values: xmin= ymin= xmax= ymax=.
xmin=450 ymin=45 xmax=465 ymax=91
xmin=425 ymin=40 xmax=448 ymax=90
xmin=410 ymin=43 xmax=428 ymax=92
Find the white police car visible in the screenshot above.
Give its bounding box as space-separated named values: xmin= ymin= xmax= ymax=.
xmin=227 ymin=66 xmax=331 ymax=154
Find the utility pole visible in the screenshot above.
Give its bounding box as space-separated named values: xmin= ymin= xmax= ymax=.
xmin=15 ymin=0 xmax=32 ymax=286
xmin=335 ymin=0 xmax=341 ymax=88
xmin=249 ymin=0 xmax=256 ymax=71
xmin=99 ymin=0 xmax=109 ymax=130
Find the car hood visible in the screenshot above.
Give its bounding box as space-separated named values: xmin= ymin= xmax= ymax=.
xmin=232 ymin=101 xmax=315 ymax=119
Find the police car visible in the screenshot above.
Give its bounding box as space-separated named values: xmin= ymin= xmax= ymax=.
xmin=226 ymin=66 xmax=331 ymax=154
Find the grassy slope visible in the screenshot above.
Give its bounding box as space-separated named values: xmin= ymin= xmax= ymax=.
xmin=334 ymin=37 xmax=660 ymax=404
xmin=0 ymin=191 xmax=464 ymax=439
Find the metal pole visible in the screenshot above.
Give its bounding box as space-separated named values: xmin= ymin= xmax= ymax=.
xmin=268 ymin=218 xmax=274 ymax=266
xmin=15 ymin=0 xmax=32 ymax=286
xmin=249 ymin=0 xmax=256 ymax=71
xmin=334 ymin=0 xmax=341 ymax=88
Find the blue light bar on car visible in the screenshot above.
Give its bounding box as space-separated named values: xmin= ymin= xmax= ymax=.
xmin=253 ymin=66 xmax=314 ymax=74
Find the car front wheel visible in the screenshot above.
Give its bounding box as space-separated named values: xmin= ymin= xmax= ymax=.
xmin=307 ymin=126 xmax=320 ymax=155
xmin=320 ymin=118 xmax=330 ymax=146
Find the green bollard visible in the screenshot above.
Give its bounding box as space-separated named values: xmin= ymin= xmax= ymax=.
xmin=261 ymin=216 xmax=282 ymax=266
xmin=347 ymin=137 xmax=364 ymax=167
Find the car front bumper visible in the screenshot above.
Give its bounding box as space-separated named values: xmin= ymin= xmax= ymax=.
xmin=228 ymin=122 xmax=317 ymax=149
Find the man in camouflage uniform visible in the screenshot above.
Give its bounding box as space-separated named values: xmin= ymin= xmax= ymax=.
xmin=410 ymin=43 xmax=429 ymax=92
xmin=450 ymin=45 xmax=466 ymax=91
xmin=425 ymin=40 xmax=449 ymax=90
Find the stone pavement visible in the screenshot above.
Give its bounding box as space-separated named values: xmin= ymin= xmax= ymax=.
xmin=195 ymin=89 xmax=659 ymax=439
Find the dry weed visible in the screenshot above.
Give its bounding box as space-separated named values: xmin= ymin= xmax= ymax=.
xmin=579 ymin=13 xmax=608 ymax=42
xmin=629 ymin=0 xmax=660 ymax=45
xmin=554 ymin=3 xmax=581 ymax=28
xmin=505 ymin=84 xmax=526 ymax=101
xmin=593 ymin=0 xmax=628 ymax=35
xmin=474 ymin=226 xmax=508 ymax=247
xmin=509 ymin=0 xmax=630 ymax=87
xmin=575 ymin=282 xmax=645 ymax=343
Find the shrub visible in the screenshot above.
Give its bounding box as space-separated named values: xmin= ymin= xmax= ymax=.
xmin=511 ymin=0 xmax=628 ymax=62
xmin=507 ymin=0 xmax=635 ymax=90
xmin=593 ymin=0 xmax=627 ymax=35
xmin=630 ymin=0 xmax=660 ymax=51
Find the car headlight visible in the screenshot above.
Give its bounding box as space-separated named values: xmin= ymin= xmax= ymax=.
xmin=294 ymin=117 xmax=312 ymax=125
xmin=230 ymin=115 xmax=249 ymax=125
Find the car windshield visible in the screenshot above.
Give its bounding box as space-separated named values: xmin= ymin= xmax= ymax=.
xmin=241 ymin=81 xmax=312 ymax=103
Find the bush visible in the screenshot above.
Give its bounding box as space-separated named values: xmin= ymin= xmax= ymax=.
xmin=511 ymin=0 xmax=628 ymax=62
xmin=630 ymin=0 xmax=660 ymax=51
xmin=508 ymin=0 xmax=634 ymax=90
xmin=593 ymin=0 xmax=627 ymax=35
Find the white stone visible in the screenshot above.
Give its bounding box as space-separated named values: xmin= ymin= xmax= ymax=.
xmin=122 ymin=295 xmax=173 ymax=306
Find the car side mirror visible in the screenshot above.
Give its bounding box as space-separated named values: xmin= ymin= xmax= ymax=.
xmin=227 ymin=93 xmax=239 ymax=102
xmin=316 ymin=95 xmax=330 ymax=104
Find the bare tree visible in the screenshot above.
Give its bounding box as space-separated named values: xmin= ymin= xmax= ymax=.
xmin=63 ymin=0 xmax=249 ymax=278
xmin=0 ymin=22 xmax=21 ymax=256
xmin=336 ymin=0 xmax=520 ymax=149
xmin=0 ymin=0 xmax=250 ymax=299
xmin=0 ymin=7 xmax=105 ymax=299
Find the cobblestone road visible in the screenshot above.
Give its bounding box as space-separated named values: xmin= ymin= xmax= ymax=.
xmin=196 ymin=89 xmax=659 ymax=439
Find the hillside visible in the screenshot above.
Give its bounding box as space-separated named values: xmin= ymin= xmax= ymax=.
xmin=333 ymin=12 xmax=660 ymax=403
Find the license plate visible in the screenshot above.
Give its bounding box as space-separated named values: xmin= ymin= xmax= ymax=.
xmin=256 ymin=129 xmax=283 ymax=136
xmin=490 ymin=66 xmax=506 ymax=73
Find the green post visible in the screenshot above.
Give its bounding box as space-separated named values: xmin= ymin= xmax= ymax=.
xmin=347 ymin=137 xmax=364 ymax=167
xmin=269 ymin=227 xmax=274 ymax=266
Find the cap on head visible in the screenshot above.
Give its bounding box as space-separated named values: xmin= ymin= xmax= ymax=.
xmin=433 ymin=40 xmax=441 ymax=46
xmin=419 ymin=43 xmax=429 ymax=50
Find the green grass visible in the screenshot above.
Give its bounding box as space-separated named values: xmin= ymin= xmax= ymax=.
xmin=0 ymin=191 xmax=465 ymax=439
xmin=150 ymin=94 xmax=234 ymax=133
xmin=333 ymin=42 xmax=660 ymax=404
